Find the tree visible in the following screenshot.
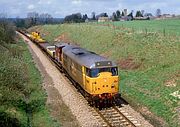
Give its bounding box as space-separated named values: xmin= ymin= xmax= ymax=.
xmin=116 ymin=10 xmax=121 ymax=18
xmin=82 ymin=14 xmax=88 ymax=21
xmin=25 ymin=12 xmax=53 ymax=27
xmin=27 ymin=12 xmax=39 ymax=25
xmin=156 ymin=9 xmax=161 ymax=17
xmin=91 ymin=12 xmax=96 ymax=20
xmin=14 ymin=17 xmax=25 ymax=28
xmin=135 ymin=11 xmax=143 ymax=17
xmin=122 ymin=11 xmax=125 ymax=16
xmin=141 ymin=10 xmax=145 ymax=17
xmin=64 ymin=13 xmax=83 ymax=23
xmin=104 ymin=13 xmax=108 ymax=17
xmin=128 ymin=11 xmax=134 ymax=19
xmin=112 ymin=12 xmax=117 ymax=21
xmin=0 ymin=13 xmax=16 ymax=46
xmin=0 ymin=13 xmax=7 ymax=19
xmin=144 ymin=13 xmax=153 ymax=17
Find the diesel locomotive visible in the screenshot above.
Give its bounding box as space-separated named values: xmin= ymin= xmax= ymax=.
xmin=24 ymin=31 xmax=120 ymax=107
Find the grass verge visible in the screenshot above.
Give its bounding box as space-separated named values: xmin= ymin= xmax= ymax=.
xmin=19 ymin=38 xmax=60 ymax=127
xmin=28 ymin=21 xmax=180 ymax=127
xmin=0 ymin=37 xmax=59 ymax=127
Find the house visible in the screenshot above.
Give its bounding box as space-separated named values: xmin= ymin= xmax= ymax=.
xmin=120 ymin=16 xmax=132 ymax=21
xmin=161 ymin=14 xmax=173 ymax=18
xmin=85 ymin=18 xmax=89 ymax=23
xmin=98 ymin=17 xmax=110 ymax=22
xmin=133 ymin=17 xmax=150 ymax=20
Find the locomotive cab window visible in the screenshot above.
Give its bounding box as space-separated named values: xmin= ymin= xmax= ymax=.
xmin=86 ymin=67 xmax=118 ymax=78
xmin=111 ymin=67 xmax=118 ymax=76
xmin=91 ymin=68 xmax=99 ymax=77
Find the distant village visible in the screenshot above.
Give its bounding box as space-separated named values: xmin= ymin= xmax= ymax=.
xmin=64 ymin=8 xmax=180 ymax=23
xmin=4 ymin=8 xmax=179 ymax=28
xmin=95 ymin=9 xmax=179 ymax=22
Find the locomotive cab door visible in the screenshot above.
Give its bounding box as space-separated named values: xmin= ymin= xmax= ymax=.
xmin=55 ymin=46 xmax=65 ymax=62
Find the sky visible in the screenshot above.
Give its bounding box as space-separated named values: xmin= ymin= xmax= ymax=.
xmin=0 ymin=0 xmax=180 ymax=18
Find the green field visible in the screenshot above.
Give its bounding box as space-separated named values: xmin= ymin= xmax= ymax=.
xmin=29 ymin=19 xmax=180 ymax=127
xmin=95 ymin=19 xmax=180 ymax=35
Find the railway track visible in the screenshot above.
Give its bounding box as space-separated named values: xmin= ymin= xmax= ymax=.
xmin=91 ymin=106 xmax=141 ymax=127
xmin=43 ymin=42 xmax=142 ymax=127
xmin=19 ymin=31 xmax=143 ymax=127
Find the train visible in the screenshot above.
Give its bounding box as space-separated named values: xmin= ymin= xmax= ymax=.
xmin=29 ymin=31 xmax=46 ymax=43
xmin=21 ymin=31 xmax=121 ymax=107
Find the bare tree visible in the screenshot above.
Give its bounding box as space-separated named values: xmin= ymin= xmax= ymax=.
xmin=141 ymin=10 xmax=145 ymax=17
xmin=0 ymin=13 xmax=16 ymax=47
xmin=91 ymin=12 xmax=96 ymax=20
xmin=25 ymin=12 xmax=53 ymax=27
xmin=156 ymin=9 xmax=161 ymax=17
xmin=27 ymin=12 xmax=39 ymax=25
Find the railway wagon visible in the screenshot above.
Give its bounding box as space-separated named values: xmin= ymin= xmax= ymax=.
xmin=27 ymin=31 xmax=120 ymax=106
xmin=55 ymin=43 xmax=120 ymax=105
xmin=30 ymin=31 xmax=45 ymax=43
xmin=28 ymin=32 xmax=55 ymax=58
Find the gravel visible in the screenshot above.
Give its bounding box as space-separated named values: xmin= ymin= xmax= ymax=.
xmin=20 ymin=33 xmax=100 ymax=127
xmin=120 ymin=104 xmax=154 ymax=127
xmin=19 ymin=32 xmax=154 ymax=127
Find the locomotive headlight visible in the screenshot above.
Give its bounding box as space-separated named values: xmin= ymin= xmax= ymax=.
xmin=111 ymin=84 xmax=115 ymax=88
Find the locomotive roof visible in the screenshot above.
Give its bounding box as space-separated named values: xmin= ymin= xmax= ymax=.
xmin=39 ymin=42 xmax=51 ymax=49
xmin=58 ymin=43 xmax=117 ymax=68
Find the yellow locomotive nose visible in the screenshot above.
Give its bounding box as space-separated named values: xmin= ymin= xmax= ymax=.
xmin=92 ymin=72 xmax=119 ymax=95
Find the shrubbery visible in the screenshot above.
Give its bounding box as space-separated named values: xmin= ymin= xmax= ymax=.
xmin=0 ymin=20 xmax=28 ymax=126
xmin=0 ymin=20 xmax=58 ymax=127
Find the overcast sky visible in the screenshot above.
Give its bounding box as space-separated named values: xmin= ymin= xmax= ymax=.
xmin=0 ymin=0 xmax=180 ymax=18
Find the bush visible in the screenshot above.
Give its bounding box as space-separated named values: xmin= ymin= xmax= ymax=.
xmin=0 ymin=19 xmax=59 ymax=126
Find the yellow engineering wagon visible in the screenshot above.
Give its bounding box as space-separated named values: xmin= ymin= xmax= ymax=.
xmin=30 ymin=32 xmax=45 ymax=43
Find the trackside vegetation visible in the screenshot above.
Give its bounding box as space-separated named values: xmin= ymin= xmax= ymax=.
xmin=28 ymin=19 xmax=180 ymax=127
xmin=0 ymin=20 xmax=59 ymax=127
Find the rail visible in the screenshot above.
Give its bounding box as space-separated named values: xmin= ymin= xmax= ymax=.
xmin=94 ymin=106 xmax=138 ymax=127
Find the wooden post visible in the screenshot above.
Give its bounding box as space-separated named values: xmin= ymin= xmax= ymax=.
xmin=163 ymin=28 xmax=166 ymax=37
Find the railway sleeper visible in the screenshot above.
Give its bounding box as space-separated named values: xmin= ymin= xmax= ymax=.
xmin=106 ymin=114 xmax=121 ymax=118
xmin=134 ymin=123 xmax=141 ymax=126
xmin=131 ymin=120 xmax=138 ymax=123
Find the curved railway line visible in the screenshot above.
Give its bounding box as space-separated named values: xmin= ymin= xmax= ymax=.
xmin=41 ymin=39 xmax=141 ymax=127
xmin=18 ymin=30 xmax=149 ymax=127
xmin=44 ymin=41 xmax=141 ymax=127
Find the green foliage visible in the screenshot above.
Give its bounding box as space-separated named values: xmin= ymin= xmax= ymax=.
xmin=32 ymin=107 xmax=59 ymax=127
xmin=0 ymin=106 xmax=27 ymax=127
xmin=0 ymin=21 xmax=59 ymax=126
xmin=116 ymin=10 xmax=121 ymax=18
xmin=121 ymin=11 xmax=124 ymax=16
xmin=18 ymin=39 xmax=59 ymax=127
xmin=135 ymin=10 xmax=143 ymax=17
xmin=0 ymin=46 xmax=29 ymax=126
xmin=64 ymin=13 xmax=84 ymax=23
xmin=0 ymin=20 xmax=16 ymax=45
xmin=0 ymin=20 xmax=29 ymax=127
xmin=29 ymin=21 xmax=180 ymax=127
